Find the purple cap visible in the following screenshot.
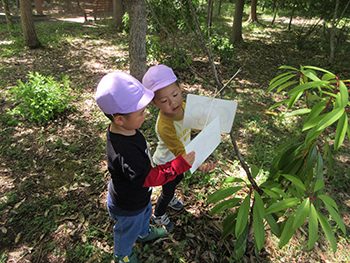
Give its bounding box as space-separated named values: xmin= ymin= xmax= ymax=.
xmin=142 ymin=65 xmax=178 ymax=92
xmin=95 ymin=72 xmax=154 ymax=114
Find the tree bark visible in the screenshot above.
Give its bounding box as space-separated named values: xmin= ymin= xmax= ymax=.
xmin=124 ymin=0 xmax=147 ymax=81
xmin=207 ymin=0 xmax=213 ymax=27
xmin=248 ymin=0 xmax=258 ymax=22
xmin=34 ymin=0 xmax=43 ymax=15
xmin=2 ymin=0 xmax=14 ymax=32
xmin=329 ymin=0 xmax=339 ymax=64
xmin=20 ymin=0 xmax=41 ymax=48
xmin=231 ymin=0 xmax=245 ymax=43
xmin=218 ymin=0 xmax=222 ymax=15
xmin=113 ymin=0 xmax=125 ymax=30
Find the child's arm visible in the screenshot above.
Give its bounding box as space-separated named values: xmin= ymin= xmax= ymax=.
xmin=143 ymin=151 xmax=195 ymax=187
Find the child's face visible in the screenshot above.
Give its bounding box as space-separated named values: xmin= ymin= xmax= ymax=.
xmin=151 ymin=82 xmax=183 ymax=118
xmin=120 ymin=106 xmax=147 ymax=130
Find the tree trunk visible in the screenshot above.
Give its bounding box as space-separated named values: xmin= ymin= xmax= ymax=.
xmin=113 ymin=0 xmax=125 ymax=30
xmin=218 ymin=0 xmax=222 ymax=15
xmin=329 ymin=0 xmax=339 ymax=64
xmin=124 ymin=0 xmax=147 ymax=82
xmin=34 ymin=0 xmax=43 ymax=15
xmin=248 ymin=0 xmax=258 ymax=22
xmin=207 ymin=0 xmax=213 ymax=27
xmin=2 ymin=0 xmax=14 ymax=32
xmin=231 ymin=0 xmax=245 ymax=43
xmin=20 ymin=0 xmax=41 ymax=48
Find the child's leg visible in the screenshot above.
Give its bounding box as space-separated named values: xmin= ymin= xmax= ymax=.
xmin=154 ymin=173 xmax=184 ymax=217
xmin=109 ymin=201 xmax=152 ymax=257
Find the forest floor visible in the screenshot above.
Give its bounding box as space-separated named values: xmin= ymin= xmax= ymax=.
xmin=1 ymin=2 xmax=350 ymax=263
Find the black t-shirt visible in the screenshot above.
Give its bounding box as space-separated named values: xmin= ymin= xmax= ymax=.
xmin=106 ymin=127 xmax=153 ymax=213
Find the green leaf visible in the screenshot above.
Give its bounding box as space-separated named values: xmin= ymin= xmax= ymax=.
xmin=313 ymin=179 xmax=325 ymax=192
xmin=207 ymin=186 xmax=242 ymax=203
xmin=292 ymin=198 xmax=310 ymax=229
xmin=304 ymin=143 xmax=317 ymax=172
xmin=270 ymin=187 xmax=289 ymax=199
xmin=316 ymin=108 xmax=344 ymax=132
xmin=338 ymin=81 xmax=349 ymax=108
xmin=265 ymin=213 xmax=281 ymax=237
xmin=334 ymin=112 xmax=348 ymax=150
xmin=275 ymin=137 xmax=302 ymax=153
xmin=278 ymin=215 xmax=295 ymax=247
xmin=315 ymin=152 xmax=324 ymax=180
xmin=234 ymin=224 xmax=249 ymax=259
xmin=222 ymin=213 xmax=237 ymax=239
xmin=280 ymin=65 xmax=299 ymax=71
xmin=304 ymin=66 xmax=335 ymax=76
xmin=224 ymin=177 xmax=244 ymax=183
xmin=305 ymin=126 xmax=323 ymax=146
xmin=251 ymin=165 xmax=260 ymax=179
xmin=262 ymin=188 xmax=281 ymax=200
xmin=283 ymin=108 xmax=311 ymax=118
xmin=209 ymin=198 xmax=241 ymax=215
xmin=308 ymin=203 xmax=318 ymax=250
xmin=253 ymin=199 xmax=265 ymax=251
xmin=303 ymin=101 xmax=326 ymax=131
xmin=268 ymin=72 xmax=295 ymax=93
xmin=317 ymin=211 xmax=337 ymax=253
xmin=254 ymin=191 xmax=265 ymax=217
xmin=287 ymin=81 xmax=329 ymax=96
xmin=277 ymin=81 xmax=299 ymax=92
xmin=323 ymin=202 xmax=346 ymax=235
xmin=235 ymin=195 xmax=251 ymax=237
xmin=287 ymin=90 xmax=303 ymax=109
xmin=302 ymin=69 xmax=320 ymax=82
xmin=266 ymin=198 xmax=299 ymax=214
xmin=318 ymin=194 xmax=338 ymax=211
xmin=278 ymin=143 xmax=301 ymax=170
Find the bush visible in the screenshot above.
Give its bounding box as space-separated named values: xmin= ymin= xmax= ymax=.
xmin=7 ymin=72 xmax=74 ymax=124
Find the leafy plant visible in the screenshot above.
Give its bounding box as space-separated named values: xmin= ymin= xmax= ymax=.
xmin=208 ymin=65 xmax=349 ymax=259
xmin=7 ymin=72 xmax=74 ymax=124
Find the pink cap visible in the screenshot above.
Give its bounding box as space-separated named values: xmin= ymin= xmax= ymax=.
xmin=142 ymin=65 xmax=178 ymax=92
xmin=95 ymin=72 xmax=154 ymax=114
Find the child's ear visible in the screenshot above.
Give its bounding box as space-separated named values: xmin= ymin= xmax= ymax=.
xmin=113 ymin=115 xmax=124 ymax=125
xmin=150 ymin=100 xmax=157 ymax=107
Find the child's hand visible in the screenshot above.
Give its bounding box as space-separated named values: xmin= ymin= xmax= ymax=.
xmin=197 ymin=162 xmax=216 ymax=173
xmin=183 ymin=151 xmax=195 ymax=166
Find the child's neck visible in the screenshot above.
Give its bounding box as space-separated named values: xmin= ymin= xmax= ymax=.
xmin=110 ymin=122 xmax=136 ymax=136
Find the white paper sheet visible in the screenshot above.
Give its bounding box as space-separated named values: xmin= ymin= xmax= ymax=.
xmin=183 ymin=94 xmax=238 ymax=133
xmin=185 ymin=116 xmax=221 ymax=173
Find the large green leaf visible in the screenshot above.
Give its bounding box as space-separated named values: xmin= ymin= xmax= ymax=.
xmin=278 ymin=215 xmax=295 ymax=247
xmin=254 ymin=190 xmax=265 ymax=217
xmin=323 ymin=202 xmax=346 ymax=235
xmin=222 ymin=213 xmax=237 ymax=239
xmin=305 ymin=126 xmax=323 ymax=146
xmin=292 ymin=198 xmax=310 ymax=229
xmin=283 ymin=108 xmax=311 ymax=119
xmin=278 ymin=143 xmax=301 ymax=170
xmin=303 ymin=113 xmax=325 ymax=131
xmin=251 ymin=164 xmax=260 ymax=179
xmin=304 ymin=143 xmax=317 ymax=173
xmin=262 ymin=188 xmax=281 ymax=200
xmin=270 ymin=187 xmax=289 ymax=199
xmin=304 ymin=66 xmax=335 ymax=76
xmin=267 ymin=73 xmax=296 ymax=93
xmin=316 ymin=107 xmax=344 ymax=132
xmin=207 ymin=186 xmax=242 ymax=203
xmin=313 ymin=179 xmax=325 ymax=192
xmin=334 ymin=112 xmax=348 ymax=150
xmin=287 ymin=81 xmax=329 ymax=96
xmin=209 ymin=198 xmax=241 ymax=215
xmin=277 ymin=81 xmax=299 ymax=92
xmin=318 ymin=194 xmax=339 ymax=211
xmin=234 ymin=224 xmax=249 ymax=259
xmin=235 ymin=195 xmax=251 ymax=237
xmin=281 ymin=174 xmax=306 ymax=192
xmin=317 ymin=211 xmax=337 ymax=253
xmin=308 ymin=203 xmax=318 ymax=250
xmin=315 ymin=152 xmax=324 ymax=180
xmin=302 ymin=69 xmax=320 ymax=82
xmin=265 ymin=213 xmax=281 ymax=237
xmin=266 ymin=198 xmax=299 ymax=214
xmin=280 ymin=65 xmax=299 ymax=71
xmin=338 ymin=81 xmax=349 ymax=108
xmin=253 ymin=201 xmax=265 ymax=251
xmin=287 ymin=90 xmax=303 ymax=109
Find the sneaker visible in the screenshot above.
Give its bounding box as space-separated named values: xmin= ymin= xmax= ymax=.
xmin=137 ymin=225 xmax=168 ymax=242
xmin=152 ymin=213 xmax=175 ymax=232
xmin=168 ymin=196 xmax=184 ymax=211
xmin=113 ymin=251 xmax=141 ymax=263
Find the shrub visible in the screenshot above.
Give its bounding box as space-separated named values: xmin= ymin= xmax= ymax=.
xmin=7 ymin=72 xmax=74 ymax=124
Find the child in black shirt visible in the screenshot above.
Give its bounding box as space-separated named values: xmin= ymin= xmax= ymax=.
xmin=95 ymin=72 xmax=195 ymax=263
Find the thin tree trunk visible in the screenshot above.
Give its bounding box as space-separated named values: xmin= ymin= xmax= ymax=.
xmin=124 ymin=0 xmax=147 ymax=81
xmin=329 ymin=0 xmax=339 ymax=64
xmin=113 ymin=0 xmax=125 ymax=30
xmin=20 ymin=0 xmax=41 ymax=48
xmin=207 ymin=0 xmax=213 ymax=27
xmin=34 ymin=0 xmax=43 ymax=15
xmin=218 ymin=0 xmax=222 ymax=15
xmin=288 ymin=1 xmax=296 ymax=31
xmin=231 ymin=0 xmax=245 ymax=43
xmin=248 ymin=0 xmax=258 ymax=22
xmin=2 ymin=0 xmax=14 ymax=32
